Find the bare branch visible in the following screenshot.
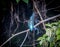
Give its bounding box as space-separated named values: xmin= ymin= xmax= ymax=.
xmin=48 ymin=6 xmax=60 ymax=11
xmin=0 ymin=14 xmax=60 ymax=47
xmin=33 ymin=0 xmax=46 ymax=30
xmin=39 ymin=6 xmax=60 ymax=12
xmin=34 ymin=14 xmax=60 ymax=27
xmin=0 ymin=29 xmax=29 ymax=47
xmin=46 ymin=0 xmax=55 ymax=6
xmin=20 ymin=32 xmax=28 ymax=47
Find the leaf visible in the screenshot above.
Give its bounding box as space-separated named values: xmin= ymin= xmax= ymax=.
xmin=46 ymin=28 xmax=52 ymax=37
xmin=52 ymin=26 xmax=57 ymax=31
xmin=39 ymin=41 xmax=43 ymax=45
xmin=43 ymin=34 xmax=48 ymax=38
xmin=16 ymin=0 xmax=20 ymax=3
xmin=23 ymin=0 xmax=29 ymax=4
xmin=57 ymin=35 xmax=60 ymax=40
xmin=51 ymin=22 xmax=58 ymax=26
xmin=45 ymin=23 xmax=52 ymax=28
xmin=56 ymin=27 xmax=60 ymax=35
xmin=58 ymin=21 xmax=60 ymax=27
xmin=47 ymin=37 xmax=50 ymax=42
xmin=37 ymin=37 xmax=43 ymax=41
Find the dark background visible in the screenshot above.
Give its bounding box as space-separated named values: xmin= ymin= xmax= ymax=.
xmin=0 ymin=0 xmax=60 ymax=47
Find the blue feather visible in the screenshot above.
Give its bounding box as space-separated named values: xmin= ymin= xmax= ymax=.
xmin=28 ymin=12 xmax=35 ymax=31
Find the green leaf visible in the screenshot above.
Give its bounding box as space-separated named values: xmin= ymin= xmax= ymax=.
xmin=47 ymin=37 xmax=50 ymax=42
xmin=46 ymin=28 xmax=52 ymax=32
xmin=16 ymin=0 xmax=20 ymax=3
xmin=43 ymin=34 xmax=48 ymax=38
xmin=45 ymin=23 xmax=52 ymax=28
xmin=46 ymin=28 xmax=53 ymax=37
xmin=52 ymin=26 xmax=57 ymax=31
xmin=39 ymin=41 xmax=43 ymax=45
xmin=37 ymin=37 xmax=43 ymax=41
xmin=23 ymin=0 xmax=29 ymax=4
xmin=57 ymin=35 xmax=60 ymax=40
xmin=51 ymin=22 xmax=58 ymax=26
xmin=56 ymin=27 xmax=60 ymax=35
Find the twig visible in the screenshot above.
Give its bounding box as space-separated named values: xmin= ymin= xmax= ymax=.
xmin=0 ymin=29 xmax=29 ymax=47
xmin=36 ymin=6 xmax=60 ymax=13
xmin=13 ymin=13 xmax=20 ymax=33
xmin=34 ymin=14 xmax=60 ymax=27
xmin=33 ymin=0 xmax=46 ymax=30
xmin=20 ymin=32 xmax=28 ymax=47
xmin=46 ymin=0 xmax=55 ymax=6
xmin=48 ymin=6 xmax=60 ymax=11
xmin=0 ymin=14 xmax=60 ymax=47
xmin=32 ymin=30 xmax=35 ymax=47
xmin=8 ymin=2 xmax=14 ymax=47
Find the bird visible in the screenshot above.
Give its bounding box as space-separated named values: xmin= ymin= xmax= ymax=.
xmin=28 ymin=12 xmax=35 ymax=31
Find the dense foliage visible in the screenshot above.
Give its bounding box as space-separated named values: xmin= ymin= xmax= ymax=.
xmin=37 ymin=21 xmax=60 ymax=47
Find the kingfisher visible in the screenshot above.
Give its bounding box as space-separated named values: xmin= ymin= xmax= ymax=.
xmin=28 ymin=12 xmax=40 ymax=34
xmin=28 ymin=12 xmax=35 ymax=31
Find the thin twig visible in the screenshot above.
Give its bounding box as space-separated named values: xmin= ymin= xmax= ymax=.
xmin=0 ymin=29 xmax=29 ymax=47
xmin=34 ymin=14 xmax=60 ymax=27
xmin=8 ymin=2 xmax=14 ymax=47
xmin=33 ymin=0 xmax=46 ymax=30
xmin=46 ymin=0 xmax=55 ymax=6
xmin=20 ymin=32 xmax=28 ymax=47
xmin=32 ymin=30 xmax=35 ymax=47
xmin=0 ymin=14 xmax=60 ymax=47
xmin=48 ymin=6 xmax=60 ymax=11
xmin=13 ymin=13 xmax=19 ymax=33
xmin=40 ymin=6 xmax=60 ymax=12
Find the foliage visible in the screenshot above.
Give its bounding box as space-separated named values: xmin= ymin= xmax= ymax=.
xmin=16 ymin=0 xmax=29 ymax=4
xmin=23 ymin=0 xmax=29 ymax=4
xmin=16 ymin=0 xmax=20 ymax=3
xmin=37 ymin=21 xmax=60 ymax=47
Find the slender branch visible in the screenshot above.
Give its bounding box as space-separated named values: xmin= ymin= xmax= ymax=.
xmin=0 ymin=14 xmax=60 ymax=47
xmin=0 ymin=29 xmax=29 ymax=47
xmin=46 ymin=0 xmax=55 ymax=6
xmin=13 ymin=13 xmax=19 ymax=33
xmin=20 ymin=32 xmax=28 ymax=47
xmin=34 ymin=14 xmax=60 ymax=27
xmin=48 ymin=6 xmax=60 ymax=11
xmin=33 ymin=0 xmax=46 ymax=30
xmin=32 ymin=30 xmax=35 ymax=47
xmin=40 ymin=6 xmax=60 ymax=12
xmin=8 ymin=2 xmax=14 ymax=47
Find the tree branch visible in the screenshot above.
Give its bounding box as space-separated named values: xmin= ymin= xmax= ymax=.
xmin=20 ymin=32 xmax=28 ymax=47
xmin=0 ymin=14 xmax=60 ymax=47
xmin=33 ymin=0 xmax=46 ymax=30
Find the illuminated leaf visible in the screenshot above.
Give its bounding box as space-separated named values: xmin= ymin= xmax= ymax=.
xmin=46 ymin=28 xmax=52 ymax=37
xmin=51 ymin=22 xmax=58 ymax=26
xmin=39 ymin=41 xmax=43 ymax=45
xmin=37 ymin=37 xmax=43 ymax=41
xmin=52 ymin=26 xmax=57 ymax=31
xmin=45 ymin=23 xmax=52 ymax=28
xmin=43 ymin=34 xmax=48 ymax=38
xmin=47 ymin=37 xmax=50 ymax=42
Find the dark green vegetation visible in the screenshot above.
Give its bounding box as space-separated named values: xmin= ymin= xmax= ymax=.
xmin=37 ymin=21 xmax=60 ymax=47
